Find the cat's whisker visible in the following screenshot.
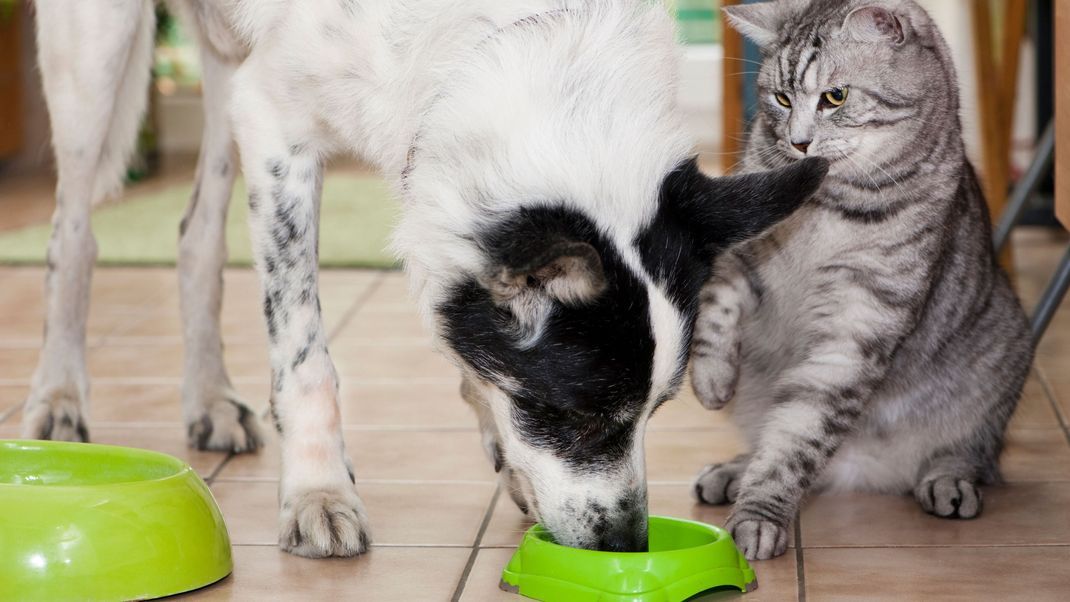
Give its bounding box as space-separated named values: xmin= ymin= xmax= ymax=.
xmin=721 ymin=56 xmax=766 ymax=67
xmin=849 ymin=151 xmax=907 ymax=199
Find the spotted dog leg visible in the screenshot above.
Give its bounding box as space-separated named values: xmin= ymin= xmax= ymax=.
xmin=23 ymin=0 xmax=155 ymax=442
xmin=231 ymin=75 xmax=369 ymax=558
xmin=178 ymin=47 xmax=263 ymax=454
xmin=690 ymin=251 xmax=759 ymax=410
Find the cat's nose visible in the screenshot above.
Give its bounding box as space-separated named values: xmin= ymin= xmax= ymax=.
xmin=792 ymin=139 xmax=812 ymax=154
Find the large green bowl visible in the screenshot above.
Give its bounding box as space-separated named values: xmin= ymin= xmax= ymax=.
xmin=0 ymin=439 xmax=232 ymax=601
xmin=501 ymin=515 xmax=756 ymax=601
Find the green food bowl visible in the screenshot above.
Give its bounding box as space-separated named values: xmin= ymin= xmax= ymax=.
xmin=0 ymin=439 xmax=232 ymax=601
xmin=501 ymin=515 xmax=755 ymax=602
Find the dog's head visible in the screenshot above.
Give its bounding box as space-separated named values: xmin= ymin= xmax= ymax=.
xmin=435 ymin=157 xmax=827 ymax=551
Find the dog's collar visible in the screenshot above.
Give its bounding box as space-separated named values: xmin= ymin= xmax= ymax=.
xmin=400 ymin=8 xmax=574 ymax=185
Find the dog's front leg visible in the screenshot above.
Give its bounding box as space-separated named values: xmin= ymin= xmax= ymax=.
xmin=231 ymin=75 xmax=369 ymax=558
xmin=178 ymin=46 xmax=263 ymax=454
xmin=24 ymin=0 xmax=155 ymax=442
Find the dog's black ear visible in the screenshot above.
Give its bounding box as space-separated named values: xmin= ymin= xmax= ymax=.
xmin=663 ymin=157 xmax=828 ymax=251
xmin=478 ymin=208 xmax=607 ymax=306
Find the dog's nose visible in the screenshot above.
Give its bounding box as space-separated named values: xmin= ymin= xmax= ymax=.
xmin=596 ymin=509 xmax=648 ymax=552
xmin=792 ymin=139 xmax=812 ymax=154
xmin=598 ymin=528 xmax=648 ymax=553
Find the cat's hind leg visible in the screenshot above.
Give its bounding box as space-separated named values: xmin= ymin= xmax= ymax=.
xmin=913 ymin=454 xmax=988 ymax=519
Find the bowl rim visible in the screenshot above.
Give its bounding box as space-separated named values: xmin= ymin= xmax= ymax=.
xmin=520 ymin=515 xmax=728 ymax=559
xmin=0 ymin=439 xmax=193 ymax=490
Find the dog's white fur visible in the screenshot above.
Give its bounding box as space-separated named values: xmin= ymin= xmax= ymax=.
xmin=28 ymin=0 xmax=696 ymax=557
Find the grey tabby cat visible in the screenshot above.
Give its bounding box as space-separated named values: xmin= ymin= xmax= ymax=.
xmin=690 ymin=0 xmax=1034 ymax=560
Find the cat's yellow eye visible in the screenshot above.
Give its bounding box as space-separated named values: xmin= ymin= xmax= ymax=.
xmin=822 ymin=86 xmax=849 ymax=108
xmin=774 ymin=92 xmax=792 ymax=108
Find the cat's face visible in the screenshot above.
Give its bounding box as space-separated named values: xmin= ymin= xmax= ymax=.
xmin=727 ymin=0 xmax=955 ymax=178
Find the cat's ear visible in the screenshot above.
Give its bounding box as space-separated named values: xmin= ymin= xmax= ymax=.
xmin=721 ymin=1 xmax=784 ymax=48
xmin=842 ymin=6 xmax=907 ymax=45
xmin=662 ymin=157 xmax=828 ymax=250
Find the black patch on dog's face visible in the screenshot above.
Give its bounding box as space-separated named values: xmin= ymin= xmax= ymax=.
xmin=438 ymin=157 xmax=829 ymax=473
xmin=439 ymin=206 xmax=655 ymax=468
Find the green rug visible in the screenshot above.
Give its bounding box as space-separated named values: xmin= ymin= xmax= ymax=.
xmin=0 ymin=175 xmax=400 ymax=268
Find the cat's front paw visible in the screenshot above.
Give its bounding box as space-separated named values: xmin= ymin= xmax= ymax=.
xmin=725 ymin=514 xmax=789 ymax=560
xmin=694 ymin=462 xmax=743 ymax=505
xmin=279 ymin=486 xmax=371 ymax=558
xmin=914 ymin=477 xmax=982 ymax=519
xmin=690 ymin=356 xmax=739 ymax=410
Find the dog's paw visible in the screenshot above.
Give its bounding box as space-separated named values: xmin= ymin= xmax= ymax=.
xmin=915 ymin=476 xmax=982 ymax=519
xmin=280 ymin=487 xmax=372 ymax=558
xmin=690 ymin=356 xmax=738 ymax=410
xmin=693 ymin=462 xmax=743 ymax=506
xmin=22 ymin=392 xmax=88 ymax=443
xmin=186 ymin=393 xmax=264 ymax=454
xmin=726 ymin=515 xmax=789 ymax=560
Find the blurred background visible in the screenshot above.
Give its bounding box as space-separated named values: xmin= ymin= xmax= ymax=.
xmin=0 ymin=0 xmax=1060 ymax=244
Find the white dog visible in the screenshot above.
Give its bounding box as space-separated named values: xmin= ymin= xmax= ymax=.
xmin=27 ymin=0 xmax=825 ymax=558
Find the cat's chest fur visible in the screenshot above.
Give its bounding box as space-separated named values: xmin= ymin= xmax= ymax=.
xmin=739 ymin=202 xmax=912 ymax=364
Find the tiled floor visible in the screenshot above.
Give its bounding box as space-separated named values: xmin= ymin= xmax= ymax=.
xmin=1 ymin=217 xmax=1069 ymax=599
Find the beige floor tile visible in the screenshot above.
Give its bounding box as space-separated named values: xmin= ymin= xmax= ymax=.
xmin=88 ymin=426 xmax=228 ymax=477
xmin=177 ymin=545 xmax=470 ymax=601
xmin=0 ymin=385 xmax=27 ymax=421
xmin=330 ymin=341 xmax=458 ymax=379
xmin=458 ymin=547 xmax=518 ymax=602
xmin=211 ymin=479 xmax=494 ymax=546
xmin=1000 ymin=428 xmax=1070 ymax=481
xmin=804 ymin=546 xmax=1070 ymax=601
xmin=86 ymin=343 xmax=271 ymax=380
xmin=479 ymin=489 xmax=534 ymax=547
xmin=646 ymin=428 xmax=746 ymax=483
xmin=338 ymin=380 xmax=478 ymax=428
xmin=335 ymin=309 xmax=432 ymax=339
xmin=89 ymin=268 xmax=177 ymax=308
xmin=462 ymin=537 xmax=797 ymax=602
xmin=0 ymin=347 xmax=42 ymax=381
xmin=800 ymin=482 xmax=1070 ymax=548
xmin=647 ymin=384 xmax=735 ymax=430
xmin=215 ymin=428 xmax=493 ymax=482
xmin=88 ymin=384 xmax=184 ymax=424
xmin=360 ymin=273 xmax=418 ymax=312
xmin=0 ymin=308 xmax=119 ymax=344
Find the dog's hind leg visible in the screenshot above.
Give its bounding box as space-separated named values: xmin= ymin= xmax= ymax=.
xmin=23 ymin=0 xmax=155 ymax=442
xmin=230 ymin=64 xmax=369 ymax=557
xmin=178 ymin=46 xmax=263 ymax=453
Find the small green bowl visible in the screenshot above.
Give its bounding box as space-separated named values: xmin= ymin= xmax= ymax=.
xmin=501 ymin=515 xmax=756 ymax=602
xmin=0 ymin=439 xmax=232 ymax=601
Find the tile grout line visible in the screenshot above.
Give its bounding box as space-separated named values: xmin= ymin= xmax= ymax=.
xmin=0 ymin=403 xmax=18 ymax=426
xmin=327 ymin=272 xmax=389 ymax=344
xmin=206 ymin=453 xmax=236 ymax=485
xmin=794 ymin=511 xmax=806 ymax=602
xmin=451 ymin=484 xmax=502 ymax=602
